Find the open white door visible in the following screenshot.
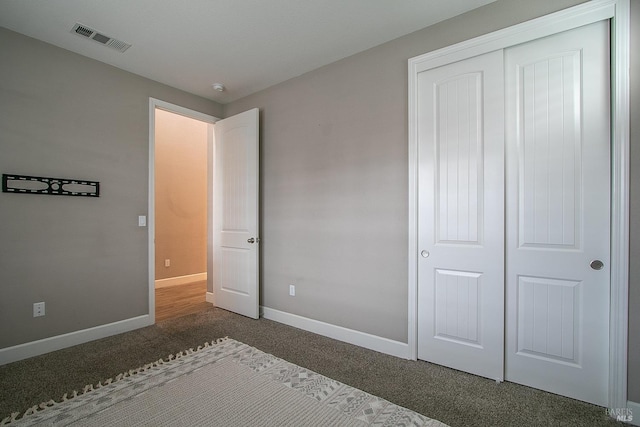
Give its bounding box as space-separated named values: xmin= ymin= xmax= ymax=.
xmin=213 ymin=108 xmax=259 ymax=319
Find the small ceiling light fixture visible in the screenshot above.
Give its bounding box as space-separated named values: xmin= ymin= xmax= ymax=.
xmin=212 ymin=83 xmax=225 ymax=92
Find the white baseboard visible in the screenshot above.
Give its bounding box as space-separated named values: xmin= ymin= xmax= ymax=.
xmin=624 ymin=401 xmax=640 ymax=425
xmin=0 ymin=315 xmax=152 ymax=366
xmin=261 ymin=307 xmax=410 ymax=359
xmin=155 ymin=272 xmax=207 ymax=289
xmin=206 ymin=292 xmax=215 ymax=305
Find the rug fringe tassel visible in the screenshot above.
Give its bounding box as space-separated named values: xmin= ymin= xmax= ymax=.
xmin=1 ymin=337 xmax=231 ymax=425
xmin=0 ymin=413 xmax=20 ymax=426
xmin=23 ymin=406 xmax=37 ymax=416
xmin=40 ymin=400 xmax=55 ymax=409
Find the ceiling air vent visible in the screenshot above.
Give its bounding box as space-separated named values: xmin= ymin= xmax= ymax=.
xmin=71 ymin=23 xmax=131 ymax=53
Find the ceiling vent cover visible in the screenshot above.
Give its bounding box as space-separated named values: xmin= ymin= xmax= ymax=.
xmin=71 ymin=23 xmax=131 ymax=53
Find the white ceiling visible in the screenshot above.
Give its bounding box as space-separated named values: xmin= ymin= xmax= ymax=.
xmin=0 ymin=0 xmax=495 ymax=104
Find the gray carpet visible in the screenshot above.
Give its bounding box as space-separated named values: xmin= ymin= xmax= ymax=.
xmin=0 ymin=307 xmax=623 ymax=426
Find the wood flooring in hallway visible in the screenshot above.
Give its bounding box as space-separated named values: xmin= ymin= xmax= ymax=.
xmin=155 ymin=280 xmax=210 ymax=322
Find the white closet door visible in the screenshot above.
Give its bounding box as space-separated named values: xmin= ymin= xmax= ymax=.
xmin=417 ymin=50 xmax=505 ymax=381
xmin=505 ymin=21 xmax=610 ymax=405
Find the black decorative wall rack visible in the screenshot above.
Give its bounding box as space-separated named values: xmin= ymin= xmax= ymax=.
xmin=2 ymin=174 xmax=100 ymax=197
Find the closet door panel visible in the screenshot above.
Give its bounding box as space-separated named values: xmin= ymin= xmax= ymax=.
xmin=505 ymin=21 xmax=610 ymax=406
xmin=417 ymin=49 xmax=505 ymax=381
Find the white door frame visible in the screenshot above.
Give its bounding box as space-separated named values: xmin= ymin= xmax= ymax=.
xmin=147 ymin=98 xmax=219 ymax=323
xmin=408 ymin=0 xmax=630 ymax=409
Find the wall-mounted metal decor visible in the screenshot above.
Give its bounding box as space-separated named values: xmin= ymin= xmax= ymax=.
xmin=2 ymin=174 xmax=100 ymax=197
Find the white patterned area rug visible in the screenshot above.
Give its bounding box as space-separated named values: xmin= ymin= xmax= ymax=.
xmin=2 ymin=338 xmax=447 ymax=427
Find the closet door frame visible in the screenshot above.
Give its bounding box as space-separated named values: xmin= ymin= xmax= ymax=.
xmin=407 ymin=0 xmax=630 ymax=410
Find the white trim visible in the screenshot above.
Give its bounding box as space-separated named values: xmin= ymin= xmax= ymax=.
xmin=409 ymin=1 xmax=616 ymax=73
xmin=151 ymin=98 xmax=218 ymax=124
xmin=609 ymin=0 xmax=630 ymax=412
xmin=625 ymin=401 xmax=640 ymax=426
xmin=407 ymin=60 xmax=418 ymax=360
xmin=407 ymin=0 xmax=629 ymax=409
xmin=0 ymin=315 xmax=152 ymax=366
xmin=262 ymin=307 xmax=410 ymax=359
xmin=206 ymin=292 xmax=215 ymax=305
xmin=148 ymin=98 xmax=219 ymax=325
xmin=155 ymin=272 xmax=207 ymax=289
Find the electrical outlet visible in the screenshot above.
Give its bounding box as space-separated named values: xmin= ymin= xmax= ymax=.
xmin=33 ymin=302 xmax=45 ymax=317
xmin=164 ymin=259 xmax=170 ymax=267
xmin=289 ymin=285 xmax=295 ymax=296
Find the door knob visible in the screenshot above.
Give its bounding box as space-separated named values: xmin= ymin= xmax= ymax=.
xmin=247 ymin=238 xmax=255 ymax=244
xmin=421 ymin=250 xmax=430 ymax=258
xmin=590 ymin=259 xmax=604 ymax=270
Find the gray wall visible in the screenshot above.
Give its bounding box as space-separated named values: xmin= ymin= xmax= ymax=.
xmin=628 ymin=0 xmax=640 ymax=404
xmin=224 ymin=0 xmax=588 ymax=344
xmin=225 ymin=0 xmax=640 ymax=402
xmin=0 ymin=27 xmax=222 ymax=348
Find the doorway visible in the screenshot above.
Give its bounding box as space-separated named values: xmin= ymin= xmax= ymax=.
xmin=148 ymin=100 xmax=261 ymax=323
xmin=148 ymin=99 xmax=218 ymax=322
xmin=154 ymin=109 xmax=209 ymax=321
